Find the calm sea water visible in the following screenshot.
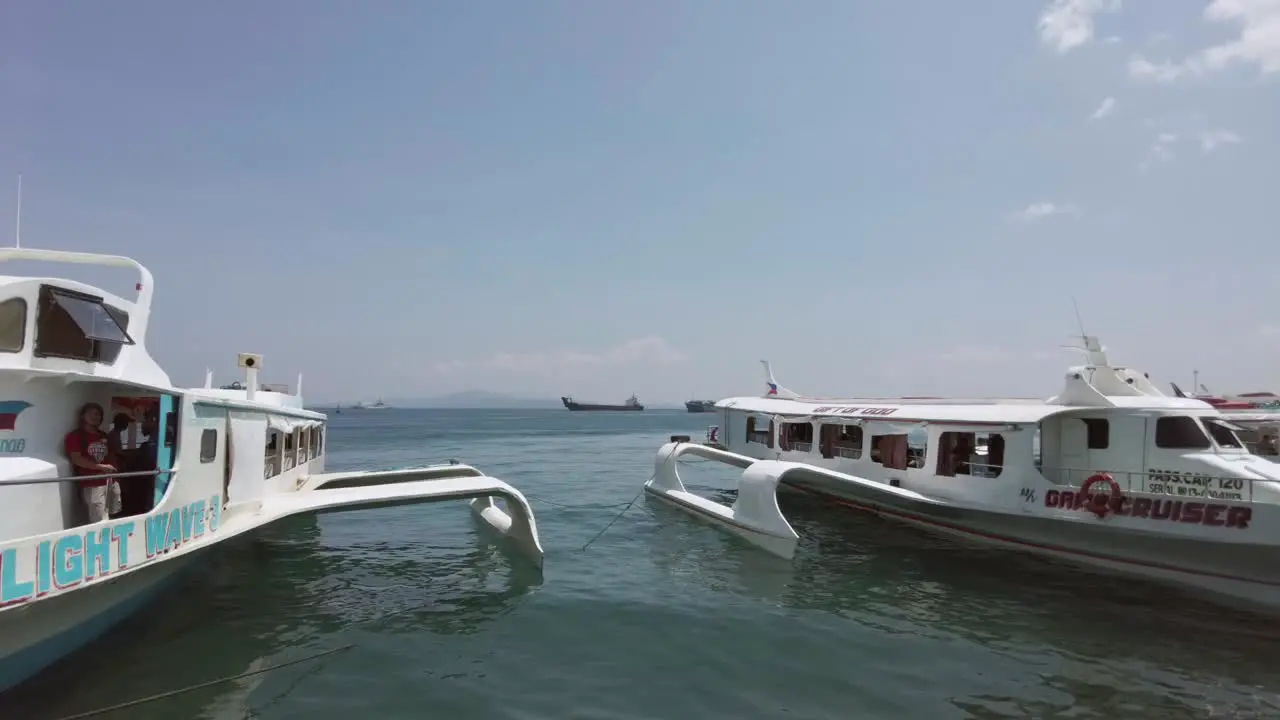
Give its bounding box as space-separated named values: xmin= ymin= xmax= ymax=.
xmin=8 ymin=409 xmax=1280 ymax=719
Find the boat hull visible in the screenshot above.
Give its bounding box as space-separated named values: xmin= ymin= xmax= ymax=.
xmin=685 ymin=401 xmax=716 ymax=413
xmin=783 ymin=476 xmax=1280 ymax=609
xmin=0 ymin=555 xmax=190 ymax=692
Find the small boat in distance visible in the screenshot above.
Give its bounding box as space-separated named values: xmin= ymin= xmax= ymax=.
xmin=562 ymin=394 xmax=644 ymax=411
xmin=647 ymin=336 xmax=1280 ymax=612
xmin=0 ymin=246 xmax=544 ymax=692
xmin=685 ymin=399 xmax=717 ymax=413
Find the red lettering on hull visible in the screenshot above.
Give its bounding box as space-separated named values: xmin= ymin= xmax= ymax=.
xmin=1043 ymin=489 xmax=1252 ymax=529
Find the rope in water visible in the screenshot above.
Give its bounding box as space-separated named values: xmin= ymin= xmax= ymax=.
xmin=580 ymin=476 xmax=650 ymax=552
xmin=51 ymin=644 xmax=355 ymax=720
xmin=52 ymin=590 xmax=461 ymax=719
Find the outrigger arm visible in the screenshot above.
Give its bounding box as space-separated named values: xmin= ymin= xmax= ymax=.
xmin=647 ymin=441 xmax=800 ymax=558
xmin=645 ymin=440 xmax=948 ymax=560
xmin=262 ymin=465 xmax=545 ymax=570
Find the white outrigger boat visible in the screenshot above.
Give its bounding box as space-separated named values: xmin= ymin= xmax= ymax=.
xmin=648 ymin=337 xmax=1280 ymax=610
xmin=0 ymin=247 xmax=544 ymax=692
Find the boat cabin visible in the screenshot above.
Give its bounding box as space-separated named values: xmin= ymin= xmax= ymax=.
xmin=0 ymin=253 xmax=328 ymax=553
xmin=715 ymin=338 xmax=1280 ymax=508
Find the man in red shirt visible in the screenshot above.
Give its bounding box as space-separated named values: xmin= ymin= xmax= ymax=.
xmin=64 ymin=402 xmax=120 ymax=523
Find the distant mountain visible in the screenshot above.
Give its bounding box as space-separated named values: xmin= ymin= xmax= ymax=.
xmin=385 ymin=390 xmax=562 ymax=409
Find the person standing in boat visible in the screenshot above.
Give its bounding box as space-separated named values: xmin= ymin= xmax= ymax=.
xmin=64 ymin=402 xmax=121 ymax=523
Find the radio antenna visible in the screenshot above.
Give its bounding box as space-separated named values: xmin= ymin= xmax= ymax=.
xmin=14 ymin=174 xmax=21 ymax=249
xmin=1072 ymin=296 xmax=1087 ymax=338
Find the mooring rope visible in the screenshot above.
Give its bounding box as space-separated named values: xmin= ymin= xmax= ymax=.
xmin=524 ymin=494 xmax=633 ymax=510
xmin=51 ymin=644 xmax=355 ymax=720
xmin=51 ymin=591 xmax=459 ymax=720
xmin=580 ymin=474 xmax=651 ymax=552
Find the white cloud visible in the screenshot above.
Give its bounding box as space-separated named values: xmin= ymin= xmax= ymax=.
xmin=1038 ymin=0 xmax=1121 ymax=54
xmin=1008 ymin=201 xmax=1080 ymax=223
xmin=1140 ymin=132 xmax=1179 ymax=171
xmin=1198 ymin=0 xmax=1280 ymax=74
xmin=1258 ymin=323 xmax=1280 ymax=339
xmin=431 ymin=336 xmax=687 ymax=375
xmin=1127 ymin=55 xmax=1187 ymax=83
xmin=1200 ymin=129 xmax=1244 ymax=152
xmin=1129 ymin=0 xmax=1280 ymax=82
xmin=1089 ymin=96 xmax=1117 ymax=120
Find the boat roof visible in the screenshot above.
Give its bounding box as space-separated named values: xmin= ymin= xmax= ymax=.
xmin=185 ymin=387 xmax=324 ymax=419
xmin=0 ymin=248 xmax=323 ymax=421
xmin=722 ymin=336 xmax=1227 ymax=426
xmin=718 ymin=395 xmax=1216 ymax=425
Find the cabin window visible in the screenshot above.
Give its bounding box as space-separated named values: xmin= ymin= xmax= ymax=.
xmin=937 ymin=431 xmax=1005 ymax=478
xmin=779 ymin=422 xmax=814 ymax=452
xmin=199 ymin=429 xmax=217 ymax=463
xmin=745 ymin=415 xmax=774 ymax=447
xmin=265 ymin=430 xmax=280 ymax=477
xmin=313 ymin=427 xmax=324 ymax=456
xmin=33 ymin=286 xmax=134 ymax=362
xmin=0 ymin=298 xmax=26 ymax=352
xmin=284 ymin=430 xmax=298 ymax=470
xmin=1203 ymin=419 xmax=1244 ymax=449
xmin=1155 ymin=416 xmax=1211 ymax=450
xmin=1082 ymin=418 xmax=1109 ymax=449
xmin=871 ymin=433 xmax=909 ymax=470
xmin=96 ymin=305 xmax=131 ymax=364
xmin=164 ymin=410 xmax=177 ymax=448
xmin=819 ymin=423 xmax=863 ymax=459
xmin=907 ymin=435 xmax=927 ymax=468
xmin=1258 ymin=432 xmax=1279 ymax=457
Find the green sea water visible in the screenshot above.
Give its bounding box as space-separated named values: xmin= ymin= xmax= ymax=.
xmin=6 ymin=409 xmax=1280 ymax=719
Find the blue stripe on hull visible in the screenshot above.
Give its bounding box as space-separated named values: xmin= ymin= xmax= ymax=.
xmin=0 ymin=570 xmax=179 ymax=693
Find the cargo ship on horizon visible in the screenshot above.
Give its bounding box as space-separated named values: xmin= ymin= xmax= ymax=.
xmin=561 ymin=394 xmax=644 ymax=411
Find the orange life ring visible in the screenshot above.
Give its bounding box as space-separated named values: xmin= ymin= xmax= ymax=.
xmin=1079 ymin=472 xmax=1121 ymax=518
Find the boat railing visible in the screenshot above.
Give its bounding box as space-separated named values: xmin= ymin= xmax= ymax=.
xmin=0 ymin=468 xmax=172 ymax=488
xmin=1039 ymin=466 xmax=1256 ymax=503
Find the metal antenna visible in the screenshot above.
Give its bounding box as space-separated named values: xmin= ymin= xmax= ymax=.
xmin=14 ymin=174 xmax=21 ymax=249
xmin=1071 ymin=296 xmax=1088 ymax=344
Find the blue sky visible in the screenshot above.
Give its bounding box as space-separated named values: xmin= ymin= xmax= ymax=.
xmin=1 ymin=1 xmax=1277 ymax=404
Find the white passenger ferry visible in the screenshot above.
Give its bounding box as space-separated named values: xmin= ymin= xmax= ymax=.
xmin=0 ymin=247 xmax=544 ymax=692
xmin=647 ymin=337 xmax=1280 ymax=610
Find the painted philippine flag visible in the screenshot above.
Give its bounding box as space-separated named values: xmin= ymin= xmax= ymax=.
xmin=0 ymin=401 xmax=33 ymax=431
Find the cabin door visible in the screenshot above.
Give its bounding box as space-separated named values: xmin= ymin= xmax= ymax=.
xmin=1057 ymin=418 xmax=1092 ymax=486
xmin=153 ymin=393 xmax=179 ymax=507
xmin=227 ymin=413 xmax=269 ymax=505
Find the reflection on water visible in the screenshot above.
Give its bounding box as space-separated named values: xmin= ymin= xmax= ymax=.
xmin=3 ymin=513 xmax=541 ymax=720
xmin=653 ymin=462 xmax=1280 ymax=718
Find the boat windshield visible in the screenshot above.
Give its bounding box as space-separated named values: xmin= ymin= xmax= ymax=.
xmin=1203 ymin=418 xmax=1246 ymax=451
